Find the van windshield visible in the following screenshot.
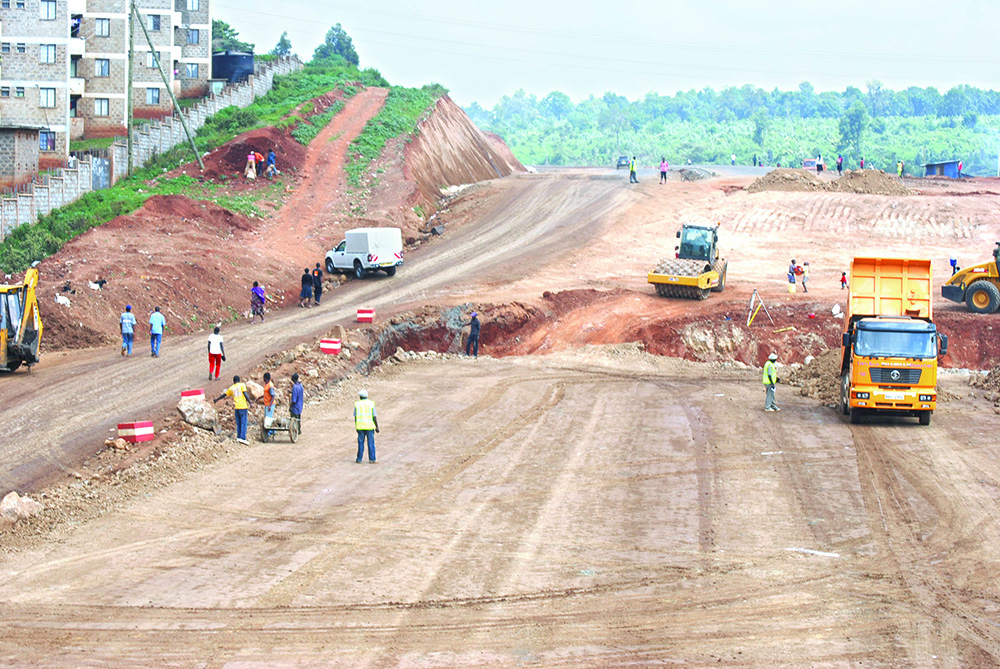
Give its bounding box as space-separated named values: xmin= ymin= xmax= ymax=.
xmin=855 ymin=329 xmax=936 ymax=359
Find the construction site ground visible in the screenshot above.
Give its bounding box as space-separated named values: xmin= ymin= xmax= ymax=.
xmin=4 ymin=156 xmax=1000 ymax=664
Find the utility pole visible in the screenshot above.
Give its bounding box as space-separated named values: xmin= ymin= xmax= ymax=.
xmin=130 ymin=1 xmax=204 ymax=171
xmin=126 ymin=0 xmax=134 ymax=176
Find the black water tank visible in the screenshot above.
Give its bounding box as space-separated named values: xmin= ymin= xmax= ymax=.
xmin=212 ymin=51 xmax=255 ymax=83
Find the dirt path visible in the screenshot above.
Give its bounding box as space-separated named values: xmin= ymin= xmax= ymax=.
xmin=2 ymin=350 xmax=999 ymax=665
xmin=0 ymin=172 xmax=628 ymax=494
xmin=255 ymin=87 xmax=389 ymax=266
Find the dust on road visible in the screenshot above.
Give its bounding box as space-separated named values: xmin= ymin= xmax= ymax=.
xmin=2 ymin=348 xmax=999 ymax=665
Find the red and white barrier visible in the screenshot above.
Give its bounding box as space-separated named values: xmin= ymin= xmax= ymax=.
xmin=180 ymin=388 xmax=205 ymax=400
xmin=320 ymin=339 xmax=342 ymax=355
xmin=357 ymin=308 xmax=375 ymax=323
xmin=118 ymin=421 xmax=155 ymax=443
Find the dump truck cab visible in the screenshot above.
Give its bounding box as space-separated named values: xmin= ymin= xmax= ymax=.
xmin=0 ymin=268 xmax=43 ymax=372
xmin=839 ymin=258 xmax=946 ymax=425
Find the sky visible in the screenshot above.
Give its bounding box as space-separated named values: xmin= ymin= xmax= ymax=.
xmin=215 ymin=0 xmax=1000 ymax=108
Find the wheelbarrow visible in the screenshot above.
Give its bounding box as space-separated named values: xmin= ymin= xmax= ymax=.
xmin=260 ymin=413 xmax=299 ymax=443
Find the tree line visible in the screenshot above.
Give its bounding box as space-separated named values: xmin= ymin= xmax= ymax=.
xmin=465 ymin=81 xmax=1000 ymax=175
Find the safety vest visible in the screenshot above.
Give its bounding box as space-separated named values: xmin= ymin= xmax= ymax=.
xmin=354 ymin=399 xmax=376 ymax=430
xmin=629 ymin=159 xmax=635 ymax=171
xmin=762 ymin=361 xmax=777 ymax=385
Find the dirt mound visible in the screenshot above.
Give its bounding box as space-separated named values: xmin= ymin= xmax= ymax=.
xmin=747 ymin=168 xmax=825 ymax=193
xmin=403 ymin=96 xmax=525 ymax=213
xmin=786 ymin=349 xmax=842 ymax=404
xmin=748 ymin=168 xmax=913 ymax=196
xmin=678 ymin=167 xmax=716 ymax=181
xmin=972 ymin=365 xmax=1000 ymax=393
xmin=38 ymin=195 xmax=298 ymax=351
xmin=829 ymin=169 xmax=914 ymax=196
xmin=192 ymin=126 xmax=308 ymax=181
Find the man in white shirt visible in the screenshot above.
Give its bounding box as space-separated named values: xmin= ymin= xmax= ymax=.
xmin=207 ymin=326 xmax=225 ymax=380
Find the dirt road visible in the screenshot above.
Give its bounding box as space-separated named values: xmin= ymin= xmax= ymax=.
xmin=0 ymin=172 xmax=628 ymax=493
xmin=3 ymin=348 xmax=999 ymax=665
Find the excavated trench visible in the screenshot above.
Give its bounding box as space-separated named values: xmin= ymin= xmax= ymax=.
xmin=362 ymin=289 xmax=1000 ymax=372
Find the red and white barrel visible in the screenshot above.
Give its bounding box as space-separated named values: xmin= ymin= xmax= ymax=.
xmin=357 ymin=308 xmax=375 ymax=323
xmin=118 ymin=421 xmax=155 ymax=443
xmin=180 ymin=388 xmax=205 ymax=400
xmin=320 ymin=339 xmax=342 ymax=355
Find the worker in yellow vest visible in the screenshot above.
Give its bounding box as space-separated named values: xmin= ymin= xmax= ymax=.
xmin=354 ymin=389 xmax=379 ymax=463
xmin=762 ymin=353 xmax=780 ymax=412
xmin=629 ymin=156 xmax=638 ymax=184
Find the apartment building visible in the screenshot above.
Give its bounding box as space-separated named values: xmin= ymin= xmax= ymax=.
xmin=0 ymin=0 xmax=72 ymax=182
xmin=74 ymin=0 xmax=211 ymax=136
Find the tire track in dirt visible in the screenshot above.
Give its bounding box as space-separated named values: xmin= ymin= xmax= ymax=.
xmin=853 ymin=425 xmax=1000 ymax=663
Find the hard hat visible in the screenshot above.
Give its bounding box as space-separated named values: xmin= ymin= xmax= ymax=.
xmin=471 ymin=312 xmax=477 ymax=318
xmin=359 ymin=390 xmax=368 ymax=398
xmin=768 ymin=353 xmax=778 ymax=361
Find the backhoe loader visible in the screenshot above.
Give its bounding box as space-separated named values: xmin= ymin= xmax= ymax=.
xmin=941 ymin=242 xmax=1000 ymax=313
xmin=1 ymin=268 xmax=43 ymax=372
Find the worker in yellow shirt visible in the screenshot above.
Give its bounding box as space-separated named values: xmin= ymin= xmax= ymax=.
xmin=214 ymin=375 xmax=253 ymax=444
xmin=354 ymin=389 xmax=379 ymax=463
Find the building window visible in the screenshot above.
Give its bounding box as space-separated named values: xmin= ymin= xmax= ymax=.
xmin=146 ymin=51 xmax=160 ymax=69
xmin=70 ymin=57 xmax=79 ymax=77
xmin=16 ymin=43 xmax=26 ymax=53
xmin=15 ymin=0 xmax=25 ymax=8
xmin=95 ymin=58 xmax=110 ymax=77
xmin=39 ymin=131 xmax=56 ymax=152
xmin=1 ymin=44 xmax=9 ymax=54
xmin=95 ymin=98 xmax=109 ymax=116
xmin=186 ymin=62 xmax=199 ymax=78
xmin=15 ymin=87 xmax=24 ymax=98
xmin=186 ymin=0 xmax=199 ymax=10
xmin=147 ymin=14 xmax=160 ymax=31
xmin=40 ymin=0 xmax=56 ymax=19
xmin=187 ymin=28 xmax=199 ymax=45
xmin=96 ymin=18 xmax=110 ymax=37
xmin=1 ymin=0 xmax=9 ymax=8
xmin=0 ymin=87 xmax=8 ymax=97
xmin=146 ymin=88 xmax=160 ymax=105
xmin=39 ymin=88 xmax=56 ymax=108
xmin=40 ymin=44 xmax=56 ymax=63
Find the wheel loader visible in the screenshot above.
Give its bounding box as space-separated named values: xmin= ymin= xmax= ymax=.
xmin=941 ymin=242 xmax=1000 ymax=313
xmin=1 ymin=268 xmax=43 ymax=372
xmin=648 ymin=223 xmax=728 ymax=299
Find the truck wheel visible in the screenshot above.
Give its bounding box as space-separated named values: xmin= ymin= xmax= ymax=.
xmin=325 ymin=258 xmax=335 ymax=274
xmin=849 ymin=406 xmax=864 ymax=424
xmin=839 ymin=373 xmax=850 ymax=415
xmin=918 ymin=411 xmax=931 ymax=426
xmin=711 ymin=261 xmax=727 ymax=293
xmin=384 ymin=266 xmax=397 ymax=277
xmin=354 ymin=261 xmax=366 ymax=280
xmin=965 ymin=281 xmax=1000 ymax=314
xmin=4 ymin=360 xmax=21 ymax=372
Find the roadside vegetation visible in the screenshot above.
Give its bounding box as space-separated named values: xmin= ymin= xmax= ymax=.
xmin=467 ymin=82 xmax=1000 ymax=174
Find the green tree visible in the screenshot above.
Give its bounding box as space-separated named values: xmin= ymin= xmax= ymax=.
xmin=752 ymin=110 xmax=769 ymax=147
xmin=839 ymin=101 xmax=869 ymax=155
xmin=212 ymin=19 xmax=253 ymax=52
xmin=541 ymin=91 xmax=572 ymax=120
xmin=271 ymin=31 xmax=292 ymax=57
xmin=313 ymin=23 xmax=359 ymax=66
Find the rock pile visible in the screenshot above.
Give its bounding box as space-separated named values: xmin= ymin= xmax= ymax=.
xmin=748 ymin=168 xmax=914 ymax=196
xmin=786 ymin=349 xmax=842 ymax=404
xmin=1 ymin=491 xmax=43 ymax=528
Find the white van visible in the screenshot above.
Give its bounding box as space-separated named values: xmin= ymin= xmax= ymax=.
xmin=325 ymin=228 xmax=404 ymax=279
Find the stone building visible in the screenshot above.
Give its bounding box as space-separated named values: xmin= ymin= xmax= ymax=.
xmin=0 ymin=0 xmax=72 ymax=177
xmin=74 ymin=0 xmax=212 ymax=137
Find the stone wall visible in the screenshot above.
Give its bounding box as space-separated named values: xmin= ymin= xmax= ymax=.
xmin=0 ymin=56 xmax=303 ymax=239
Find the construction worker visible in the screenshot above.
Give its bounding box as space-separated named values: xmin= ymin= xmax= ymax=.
xmin=290 ymin=373 xmax=304 ymax=431
xmin=763 ymin=353 xmax=780 ymax=412
xmin=119 ymin=304 xmax=136 ymax=356
xmin=148 ymin=306 xmax=165 ymax=357
xmin=354 ymin=389 xmax=379 ymax=463
xmin=629 ymin=156 xmax=638 ymax=184
xmin=214 ymin=375 xmax=252 ymax=444
xmin=465 ymin=311 xmax=481 ymax=357
xmin=260 ymin=372 xmax=276 ymax=439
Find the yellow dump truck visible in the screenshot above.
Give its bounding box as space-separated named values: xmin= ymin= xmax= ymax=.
xmin=838 ymin=258 xmax=947 ymax=425
xmin=1 ymin=268 xmax=43 ymax=372
xmin=648 ymin=223 xmax=728 ymax=300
